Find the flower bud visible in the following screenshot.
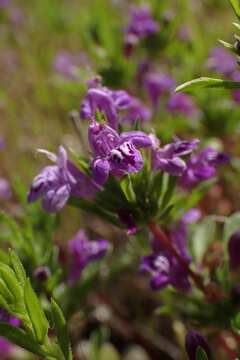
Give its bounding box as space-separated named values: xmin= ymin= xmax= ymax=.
xmin=34 ymin=266 xmax=51 ymax=282
xmin=228 ymin=231 xmax=240 ymax=271
xmin=185 ymin=331 xmax=211 ymax=360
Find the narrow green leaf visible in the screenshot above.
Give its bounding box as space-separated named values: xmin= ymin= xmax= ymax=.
xmin=9 ymin=250 xmax=26 ymax=286
xmin=24 ymin=278 xmax=49 ymax=344
xmin=218 ymin=39 xmax=239 ymax=55
xmin=51 ymin=298 xmax=72 ymax=360
xmin=161 ymin=176 xmax=176 ymax=209
xmin=229 ymin=0 xmax=240 ymax=20
xmin=0 ymin=250 xmax=10 ymax=265
xmin=0 ymin=323 xmax=45 ymax=356
xmin=233 ymin=21 xmax=240 ymax=30
xmin=175 ymin=77 xmax=240 ymax=93
xmin=68 ymin=197 xmax=120 ymax=226
xmin=191 ymin=218 xmax=216 ymax=262
xmin=0 ymin=264 xmax=22 ymax=300
xmin=0 ymin=279 xmax=15 ymax=303
xmin=0 ymin=212 xmax=24 ymax=249
xmin=223 ymin=212 xmax=240 ymax=243
xmin=196 ymin=346 xmax=209 ymax=360
xmin=120 ymin=176 xmax=136 ymax=203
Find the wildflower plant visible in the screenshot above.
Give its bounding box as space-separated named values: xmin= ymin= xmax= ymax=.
xmin=1 ymin=0 xmax=240 ymax=359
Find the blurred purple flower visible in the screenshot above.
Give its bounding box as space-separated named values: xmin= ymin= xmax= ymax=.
xmin=140 ymin=250 xmax=191 ymax=291
xmin=151 ymin=136 xmax=199 ymax=176
xmin=0 ymin=138 xmax=11 ymax=200
xmin=207 ymin=47 xmax=236 ymax=76
xmin=53 ymin=51 xmax=86 ymax=80
xmin=124 ymin=6 xmax=159 ymax=55
xmin=28 ymin=146 xmax=98 ymax=212
xmin=0 ymin=0 xmax=10 ymax=8
xmin=0 ymin=178 xmax=11 ymax=199
xmin=144 ymin=73 xmax=175 ymax=107
xmin=228 ymin=231 xmax=240 ymax=271
xmin=179 ymin=147 xmax=229 ymax=188
xmin=140 ymin=209 xmax=200 ymax=291
xmin=0 ymin=309 xmax=20 ymax=358
xmin=125 ymin=6 xmax=159 ymax=40
xmin=89 ymin=121 xmax=151 ymax=184
xmin=167 ymin=93 xmax=197 ymax=117
xmin=68 ymin=230 xmax=109 ymax=282
xmin=185 ymin=330 xmax=211 ymax=360
xmin=122 ymin=97 xmax=151 ymax=123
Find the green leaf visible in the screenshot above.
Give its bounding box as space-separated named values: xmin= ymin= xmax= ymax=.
xmin=120 ymin=176 xmax=136 ymax=203
xmin=9 ymin=250 xmax=26 ymax=286
xmin=0 ymin=263 xmax=22 ymax=300
xmin=191 ymin=218 xmax=216 ymax=262
xmin=175 ymin=77 xmax=240 ymax=93
xmin=196 ymin=346 xmax=209 ymax=360
xmin=229 ymin=0 xmax=240 ymax=20
xmin=0 ymin=212 xmax=24 ymax=249
xmin=51 ymin=298 xmax=72 ymax=360
xmin=233 ymin=21 xmax=240 ymax=30
xmin=0 ymin=323 xmax=45 ymax=356
xmin=223 ymin=212 xmax=240 ymax=243
xmin=0 ymin=279 xmax=15 ymax=303
xmin=24 ymin=278 xmax=49 ymax=344
xmin=68 ymin=197 xmax=120 ymax=227
xmin=160 ymin=175 xmax=176 ymax=209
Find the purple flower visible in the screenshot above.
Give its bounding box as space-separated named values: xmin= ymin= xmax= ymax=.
xmin=124 ymin=6 xmax=159 ymax=55
xmin=140 ymin=210 xmax=200 ymax=292
xmin=68 ymin=230 xmax=109 ymax=282
xmin=207 ymin=47 xmax=236 ymax=76
xmin=89 ymin=122 xmax=151 ymax=184
xmin=80 ymin=79 xmax=150 ymax=128
xmin=122 ymin=97 xmax=151 ymax=123
xmin=0 ymin=309 xmax=20 ymax=358
xmin=0 ymin=0 xmax=10 ymax=8
xmin=151 ymin=136 xmax=199 ymax=176
xmin=167 ymin=93 xmax=197 ymax=117
xmin=185 ymin=331 xmax=211 ymax=360
xmin=28 ymin=146 xmax=98 ymax=212
xmin=179 ymin=147 xmax=229 ymax=188
xmin=140 ymin=250 xmax=191 ymax=291
xmin=125 ymin=6 xmax=159 ymax=40
xmin=53 ymin=50 xmax=86 ymax=80
xmin=144 ymin=73 xmax=175 ymax=107
xmin=0 ymin=138 xmax=4 ymax=150
xmin=0 ymin=178 xmax=11 ymax=200
xmin=228 ymin=232 xmax=240 ymax=271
